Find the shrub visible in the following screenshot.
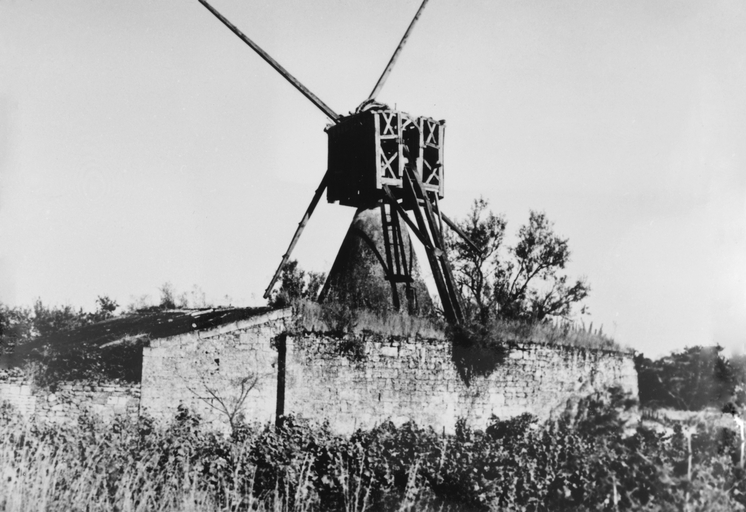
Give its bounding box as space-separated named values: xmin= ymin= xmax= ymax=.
xmin=447 ymin=319 xmax=509 ymax=385
xmin=1 ymin=395 xmax=746 ymax=511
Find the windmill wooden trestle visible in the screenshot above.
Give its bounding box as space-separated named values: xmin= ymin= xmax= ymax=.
xmin=323 ymin=105 xmax=463 ymax=322
xmin=378 ymin=201 xmax=414 ymax=312
xmin=198 ymin=0 xmax=480 ymax=324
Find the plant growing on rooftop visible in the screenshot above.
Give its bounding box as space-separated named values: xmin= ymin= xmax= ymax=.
xmin=93 ymin=295 xmax=118 ymax=320
xmin=158 ymin=282 xmax=178 ymax=309
xmin=269 ymin=260 xmax=326 ymax=309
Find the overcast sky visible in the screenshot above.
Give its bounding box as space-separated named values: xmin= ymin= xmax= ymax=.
xmin=1 ymin=0 xmax=744 ymax=357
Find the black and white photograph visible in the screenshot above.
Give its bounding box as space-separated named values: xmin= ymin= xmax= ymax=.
xmin=0 ymin=0 xmax=744 ymax=509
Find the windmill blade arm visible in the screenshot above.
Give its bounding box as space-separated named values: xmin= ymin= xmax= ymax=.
xmin=366 ymin=0 xmax=430 ymax=102
xmin=263 ymin=172 xmax=330 ymax=299
xmin=198 ymin=0 xmax=340 ymax=122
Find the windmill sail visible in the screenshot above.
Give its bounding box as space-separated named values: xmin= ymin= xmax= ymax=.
xmin=197 ymin=0 xmax=471 ymax=324
xmin=198 ymin=0 xmax=339 ymax=122
xmin=366 ymin=0 xmax=431 ymax=103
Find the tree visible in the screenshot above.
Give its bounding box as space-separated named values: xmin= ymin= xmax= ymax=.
xmin=0 ymin=303 xmax=34 ymax=351
xmin=269 ymin=260 xmax=326 ymax=308
xmin=158 ymin=282 xmax=178 ymax=309
xmin=185 ymin=372 xmax=260 ymax=433
xmin=446 ymin=199 xmax=589 ymax=323
xmin=447 ymin=198 xmax=507 ymax=323
xmin=1 ymin=295 xmax=120 ymax=352
xmin=635 ymin=346 xmax=736 ymax=410
xmin=93 ymin=295 xmax=118 ymax=320
xmin=31 ymin=299 xmax=92 ymax=337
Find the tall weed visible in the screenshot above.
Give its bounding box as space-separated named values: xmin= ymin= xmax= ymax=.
xmin=1 ymin=391 xmax=743 ymax=511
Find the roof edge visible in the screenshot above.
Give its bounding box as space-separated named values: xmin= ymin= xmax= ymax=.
xmin=195 ymin=307 xmax=294 ymax=340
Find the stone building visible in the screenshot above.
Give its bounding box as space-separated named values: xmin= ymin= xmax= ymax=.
xmin=0 ymin=307 xmax=637 ymax=433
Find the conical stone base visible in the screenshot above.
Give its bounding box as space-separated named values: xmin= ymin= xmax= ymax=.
xmin=319 ymin=206 xmax=433 ymax=316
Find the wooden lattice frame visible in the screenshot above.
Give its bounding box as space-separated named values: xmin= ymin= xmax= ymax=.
xmin=418 ymin=116 xmax=444 ymax=198
xmin=373 ymin=111 xmax=444 ymax=198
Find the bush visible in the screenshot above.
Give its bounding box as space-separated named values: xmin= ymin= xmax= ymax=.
xmin=269 ymin=260 xmax=326 ymax=309
xmin=2 ymin=388 xmax=745 ymax=511
xmin=447 ymin=320 xmax=509 ymax=385
xmin=636 ymin=346 xmax=737 ymax=410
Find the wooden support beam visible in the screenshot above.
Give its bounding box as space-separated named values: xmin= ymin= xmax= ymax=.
xmin=400 ymin=172 xmax=459 ymax=324
xmin=381 ymin=186 xmax=432 ymax=251
xmin=199 ymin=0 xmax=340 ymax=123
xmin=405 ymin=168 xmax=464 ymax=323
xmin=436 ymin=209 xmax=482 ymax=256
xmin=366 ymin=0 xmax=431 ymax=102
xmin=263 ymin=172 xmax=329 ymax=299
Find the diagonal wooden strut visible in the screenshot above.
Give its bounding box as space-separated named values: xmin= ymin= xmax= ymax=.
xmin=406 ymin=167 xmax=464 ymax=323
xmin=391 ymin=168 xmax=463 ymax=324
xmin=402 ymin=179 xmax=456 ymax=323
xmin=263 ymin=172 xmax=330 ymax=299
xmin=438 ymin=211 xmax=482 ymax=255
xmin=381 ymin=186 xmax=432 ymax=251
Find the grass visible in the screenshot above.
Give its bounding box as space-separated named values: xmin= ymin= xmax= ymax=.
xmin=290 ymin=300 xmax=624 ymax=352
xmin=501 ymin=317 xmax=625 ymax=352
xmin=290 ymin=300 xmax=446 ymax=340
xmin=0 ymin=408 xmax=440 ymax=512
xmin=2 ymin=391 xmax=745 ymax=511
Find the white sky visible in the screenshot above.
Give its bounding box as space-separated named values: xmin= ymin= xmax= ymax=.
xmin=1 ymin=0 xmax=744 ymax=358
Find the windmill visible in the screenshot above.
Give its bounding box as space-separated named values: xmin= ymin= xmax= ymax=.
xmin=198 ymin=0 xmax=478 ymax=324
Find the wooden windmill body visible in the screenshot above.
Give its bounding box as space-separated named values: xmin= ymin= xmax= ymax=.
xmin=199 ymin=0 xmax=477 ymax=324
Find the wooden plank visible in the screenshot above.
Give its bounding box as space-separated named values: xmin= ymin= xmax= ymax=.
xmin=263 ymin=172 xmax=330 ymax=299
xmin=439 ymin=211 xmax=482 ymax=255
xmin=366 ymin=0 xmax=431 ymax=102
xmin=400 ymin=172 xmax=459 ymax=324
xmin=374 ymin=114 xmax=383 ymax=190
xmin=199 ymin=0 xmax=339 ymax=123
xmin=382 ymin=186 xmax=432 ymax=251
xmin=407 ymin=167 xmax=464 ymax=323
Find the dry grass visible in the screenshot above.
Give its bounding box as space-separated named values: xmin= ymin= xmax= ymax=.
xmin=0 ymin=421 xmax=216 ymax=511
xmin=506 ymin=318 xmax=626 ymax=352
xmin=0 ymin=411 xmax=437 ymax=512
xmin=290 ymin=300 xmax=624 ymax=352
xmin=291 ymin=300 xmax=446 ymax=340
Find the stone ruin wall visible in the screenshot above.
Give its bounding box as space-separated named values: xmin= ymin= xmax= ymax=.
xmin=284 ymin=334 xmax=638 ymax=434
xmin=1 ymin=315 xmax=638 ymax=433
xmin=139 ymin=313 xmax=285 ymax=431
xmin=0 ymin=374 xmax=140 ymax=423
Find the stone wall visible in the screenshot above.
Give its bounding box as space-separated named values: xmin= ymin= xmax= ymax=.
xmin=283 ymin=334 xmax=638 ymax=434
xmin=2 ymin=310 xmax=638 ymax=434
xmin=0 ymin=373 xmax=140 ymax=423
xmin=35 ymin=381 xmax=140 ymax=422
xmin=0 ymin=375 xmax=36 ymax=416
xmin=140 ymin=310 xmax=290 ymax=431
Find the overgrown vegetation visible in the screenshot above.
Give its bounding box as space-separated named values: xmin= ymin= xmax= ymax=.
xmin=636 ymin=346 xmax=746 ymax=412
xmin=1 ymin=253 xmax=617 ymax=391
xmin=1 ymin=388 xmax=745 ymax=511
xmin=291 ymin=300 xmax=444 ymax=340
xmin=0 ymin=296 xmax=119 ymax=354
xmin=24 ymin=342 xmax=143 ymax=388
xmin=268 ymin=260 xmax=326 ymax=309
xmin=446 ymin=199 xmax=590 ymax=324
xmin=441 ymin=200 xmax=607 ymax=381
xmin=0 ymin=284 xmax=226 ymax=386
xmin=0 ymin=284 xmax=216 ymax=353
